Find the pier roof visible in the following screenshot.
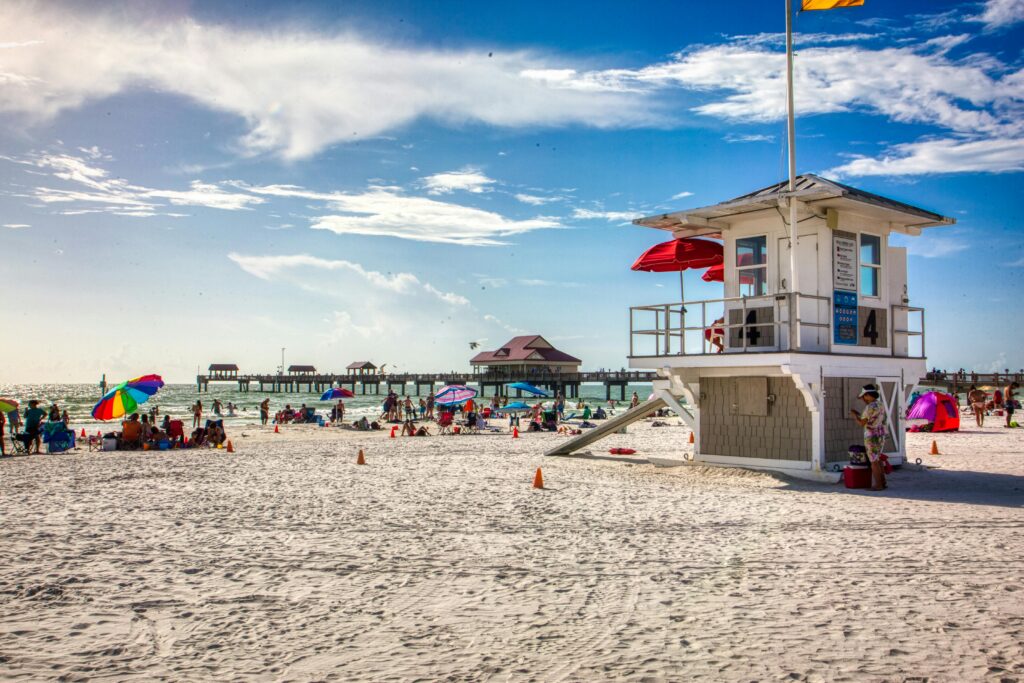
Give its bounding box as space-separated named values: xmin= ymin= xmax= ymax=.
xmin=288 ymin=365 xmax=316 ymax=372
xmin=471 ymin=335 xmax=581 ymax=365
xmin=208 ymin=363 xmax=238 ymax=371
xmin=346 ymin=361 xmax=376 ymax=370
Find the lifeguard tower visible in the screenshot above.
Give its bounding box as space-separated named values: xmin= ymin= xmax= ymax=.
xmin=622 ymin=174 xmax=953 ymax=480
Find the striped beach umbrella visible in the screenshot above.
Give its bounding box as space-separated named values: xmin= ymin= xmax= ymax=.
xmin=434 ymin=385 xmax=477 ymax=406
xmin=91 ymin=374 xmax=165 ymax=421
xmin=320 ymin=387 xmax=355 ymax=400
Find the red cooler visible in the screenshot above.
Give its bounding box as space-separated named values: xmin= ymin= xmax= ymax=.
xmin=843 ymin=465 xmax=871 ymax=489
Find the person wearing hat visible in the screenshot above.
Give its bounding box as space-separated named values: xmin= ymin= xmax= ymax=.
xmin=850 ymin=384 xmax=887 ymax=491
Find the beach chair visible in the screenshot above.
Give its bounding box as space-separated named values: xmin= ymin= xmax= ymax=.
xmin=42 ymin=422 xmax=75 ymax=453
xmin=9 ymin=428 xmax=30 ymax=456
xmin=437 ymin=412 xmax=454 ymax=435
xmin=167 ymin=420 xmax=185 ymax=447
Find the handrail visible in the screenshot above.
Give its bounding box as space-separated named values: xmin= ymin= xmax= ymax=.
xmin=630 ymin=293 xmax=925 ymax=359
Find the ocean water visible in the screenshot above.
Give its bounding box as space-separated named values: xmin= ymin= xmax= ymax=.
xmin=0 ymin=382 xmax=654 ymax=431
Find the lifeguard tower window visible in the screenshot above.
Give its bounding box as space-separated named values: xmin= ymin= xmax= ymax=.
xmin=736 ymin=236 xmax=768 ymax=297
xmin=860 ymin=234 xmax=881 ymax=298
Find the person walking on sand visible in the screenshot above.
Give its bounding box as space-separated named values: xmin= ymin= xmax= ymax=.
xmin=968 ymin=385 xmax=987 ymax=427
xmin=259 ymin=398 xmax=270 ymax=426
xmin=192 ymin=400 xmax=203 ymax=429
xmin=850 ymin=384 xmax=887 ymax=491
xmin=1005 ymin=382 xmax=1019 ymax=428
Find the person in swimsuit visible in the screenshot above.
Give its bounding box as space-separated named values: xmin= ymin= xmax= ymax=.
xmin=259 ymin=399 xmax=270 ymax=425
xmin=192 ymin=400 xmax=203 ymax=429
xmin=851 ymin=384 xmax=887 ymax=491
xmin=967 ymin=385 xmax=987 ymax=427
xmin=1005 ymin=382 xmax=1019 ymax=428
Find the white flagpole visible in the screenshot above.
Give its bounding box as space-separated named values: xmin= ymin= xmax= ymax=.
xmin=785 ymin=0 xmax=799 ymax=300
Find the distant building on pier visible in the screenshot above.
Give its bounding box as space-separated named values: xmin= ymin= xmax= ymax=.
xmin=470 ymin=335 xmax=582 ymax=377
xmin=208 ymin=363 xmax=239 ymax=379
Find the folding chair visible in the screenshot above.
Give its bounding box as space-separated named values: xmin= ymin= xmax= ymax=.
xmin=437 ymin=412 xmax=454 ymax=435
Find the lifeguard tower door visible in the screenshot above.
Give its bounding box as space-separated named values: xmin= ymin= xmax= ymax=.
xmin=778 ymin=234 xmax=825 ymax=351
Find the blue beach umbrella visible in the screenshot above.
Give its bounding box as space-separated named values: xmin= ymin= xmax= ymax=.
xmin=506 ymin=382 xmax=549 ymax=397
xmin=502 ymin=401 xmax=533 ymax=412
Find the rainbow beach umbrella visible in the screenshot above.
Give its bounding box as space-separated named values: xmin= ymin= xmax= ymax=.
xmin=91 ymin=374 xmax=165 ymax=421
xmin=0 ymin=398 xmax=19 ymax=414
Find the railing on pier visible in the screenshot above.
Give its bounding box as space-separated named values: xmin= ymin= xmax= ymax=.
xmin=629 ymin=292 xmax=925 ymax=359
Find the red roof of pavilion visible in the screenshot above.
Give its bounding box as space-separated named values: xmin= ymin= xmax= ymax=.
xmin=470 ymin=335 xmax=581 ymax=364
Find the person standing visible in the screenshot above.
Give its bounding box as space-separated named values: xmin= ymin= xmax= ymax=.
xmin=1005 ymin=382 xmax=1019 ymax=428
xmin=336 ymin=399 xmax=346 ymax=423
xmin=426 ymin=391 xmax=435 ymax=420
xmin=24 ymin=400 xmax=46 ymax=454
xmin=850 ymin=384 xmax=887 ymax=491
xmin=0 ymin=409 xmax=7 ymax=457
xmin=968 ymin=385 xmax=987 ymax=427
xmin=259 ymin=398 xmax=270 ymax=426
xmin=192 ymin=400 xmax=203 ymax=429
xmin=630 ymin=392 xmax=640 ymax=409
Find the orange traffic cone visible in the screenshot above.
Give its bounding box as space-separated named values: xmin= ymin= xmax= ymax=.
xmin=390 ymin=425 xmax=398 ymax=438
xmin=357 ymin=448 xmax=366 ymax=465
xmin=274 ymin=424 xmax=280 ymax=433
xmin=930 ymin=440 xmax=939 ymax=455
xmin=80 ymin=428 xmax=86 ymax=438
xmin=226 ymin=440 xmax=234 ymax=453
xmin=532 ymin=467 xmax=544 ymax=489
xmin=688 ymin=431 xmax=695 ymax=444
xmin=512 ymin=427 xmax=519 ymax=439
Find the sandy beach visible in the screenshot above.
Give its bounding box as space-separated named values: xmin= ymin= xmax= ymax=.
xmin=0 ymin=419 xmax=1021 ymax=681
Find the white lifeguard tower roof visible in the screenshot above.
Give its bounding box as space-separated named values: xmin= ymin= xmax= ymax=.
xmin=634 ymin=174 xmax=955 ymax=238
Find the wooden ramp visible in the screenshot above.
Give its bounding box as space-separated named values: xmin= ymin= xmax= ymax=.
xmin=545 ymin=397 xmax=667 ymax=457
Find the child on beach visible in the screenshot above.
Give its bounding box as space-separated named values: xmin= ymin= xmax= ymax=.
xmin=850 ymin=384 xmax=887 ymax=491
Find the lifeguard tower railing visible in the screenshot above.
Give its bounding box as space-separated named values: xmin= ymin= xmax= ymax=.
xmin=629 ymin=292 xmax=924 ymax=358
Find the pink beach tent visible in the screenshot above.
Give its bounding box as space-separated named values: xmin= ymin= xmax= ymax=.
xmin=906 ymin=391 xmax=960 ymax=432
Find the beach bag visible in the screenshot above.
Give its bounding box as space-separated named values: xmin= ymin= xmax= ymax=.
xmin=102 ymin=437 xmax=118 ymax=451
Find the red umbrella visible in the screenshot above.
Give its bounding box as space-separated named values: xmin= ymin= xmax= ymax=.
xmin=632 ymin=237 xmax=723 ymax=301
xmin=702 ymin=263 xmax=724 ymax=283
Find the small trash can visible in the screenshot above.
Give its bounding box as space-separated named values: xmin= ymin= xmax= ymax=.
xmin=843 ymin=465 xmax=871 ymax=489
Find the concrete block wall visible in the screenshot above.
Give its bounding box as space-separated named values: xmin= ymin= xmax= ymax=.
xmin=700 ymin=376 xmax=811 ymax=461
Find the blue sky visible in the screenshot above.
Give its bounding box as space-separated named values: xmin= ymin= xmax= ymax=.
xmin=1 ymin=0 xmax=1022 ymax=382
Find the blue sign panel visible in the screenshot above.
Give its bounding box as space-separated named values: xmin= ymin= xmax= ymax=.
xmin=833 ymin=290 xmax=858 ymax=345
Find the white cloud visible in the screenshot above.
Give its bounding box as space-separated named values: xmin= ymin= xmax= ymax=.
xmin=670 ymin=190 xmax=694 ymax=200
xmin=724 ymin=133 xmax=775 ymax=143
xmin=0 ymin=4 xmax=658 ymax=160
xmin=3 ymin=223 xmax=29 ymax=228
xmin=967 ymin=0 xmax=1024 ymax=30
xmin=517 ymin=278 xmax=581 ymax=287
xmin=828 ymin=137 xmax=1024 ymax=177
xmin=572 ymin=208 xmax=640 ymax=222
xmin=483 ymin=313 xmax=525 ymax=335
xmin=236 ymin=181 xmax=563 ymax=246
xmin=514 ymin=193 xmax=561 ymax=205
xmin=1006 ymin=256 xmax=1024 ymax=267
xmin=892 ymin=234 xmax=969 ymax=259
xmin=227 ymin=253 xmax=469 ymax=306
xmin=6 ymin=151 xmax=263 ymax=214
xmin=420 ymin=168 xmax=495 ymax=195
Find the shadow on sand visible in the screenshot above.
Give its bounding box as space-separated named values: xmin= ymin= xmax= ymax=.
xmin=782 ymin=465 xmax=1024 ymax=509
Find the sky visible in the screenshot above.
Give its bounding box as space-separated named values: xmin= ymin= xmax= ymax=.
xmin=1 ymin=0 xmax=1023 ymax=383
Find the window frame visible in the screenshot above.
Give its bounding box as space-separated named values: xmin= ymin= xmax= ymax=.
xmin=735 ymin=234 xmax=769 ymax=298
xmin=858 ymin=232 xmax=883 ymax=299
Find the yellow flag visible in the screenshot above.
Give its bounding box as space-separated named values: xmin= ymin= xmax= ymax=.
xmin=802 ymin=0 xmax=864 ymax=9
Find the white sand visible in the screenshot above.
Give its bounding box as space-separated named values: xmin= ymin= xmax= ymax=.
xmin=1 ymin=418 xmax=1022 ymax=681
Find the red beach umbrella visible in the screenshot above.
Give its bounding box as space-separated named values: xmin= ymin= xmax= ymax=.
xmin=702 ymin=263 xmax=724 ymax=283
xmin=632 ymin=237 xmax=723 ymax=301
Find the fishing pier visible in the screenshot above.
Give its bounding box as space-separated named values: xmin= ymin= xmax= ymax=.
xmin=197 ymin=364 xmax=654 ymax=399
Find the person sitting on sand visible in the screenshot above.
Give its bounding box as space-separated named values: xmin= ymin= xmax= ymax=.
xmin=850 ymin=384 xmax=887 ymax=491
xmin=401 ymin=419 xmax=417 ymax=437
xmin=968 ymin=385 xmax=988 ymax=427
xmin=190 ymin=427 xmax=207 ymax=447
xmin=207 ymin=423 xmax=226 ymax=447
xmin=120 ymin=413 xmax=144 ymax=450
xmin=415 ymin=425 xmax=431 ymax=436
xmin=353 ymin=416 xmax=370 ymax=431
